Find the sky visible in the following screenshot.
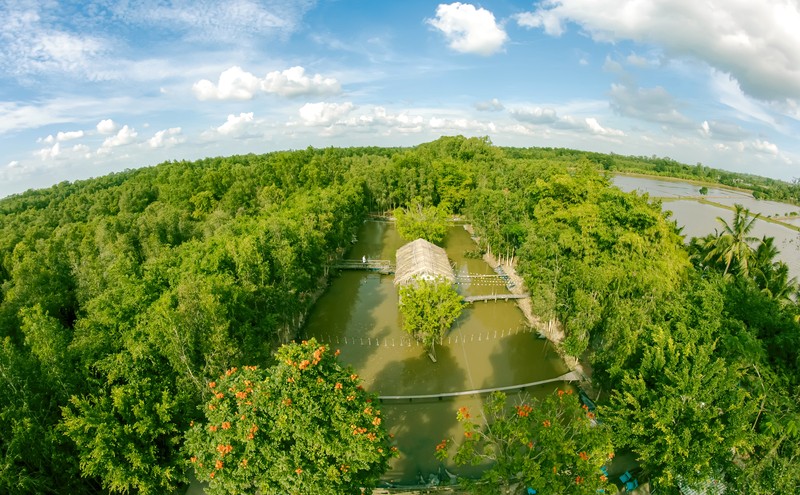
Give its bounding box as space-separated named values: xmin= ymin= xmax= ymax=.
xmin=1 ymin=0 xmax=799 ymax=198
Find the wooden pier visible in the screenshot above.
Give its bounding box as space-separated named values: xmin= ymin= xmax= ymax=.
xmin=331 ymin=259 xmax=395 ymax=274
xmin=464 ymin=293 xmax=530 ymax=303
xmin=378 ymin=371 xmax=580 ymax=402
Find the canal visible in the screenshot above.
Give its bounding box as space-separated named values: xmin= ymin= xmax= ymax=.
xmin=301 ymin=221 xmax=570 ymax=485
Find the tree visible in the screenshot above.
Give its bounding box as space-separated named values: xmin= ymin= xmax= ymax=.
xmin=394 ymin=201 xmax=449 ymax=244
xmin=398 ymin=276 xmax=464 ymax=361
xmin=707 ymin=204 xmax=760 ymax=277
xmin=699 ymin=186 xmax=709 ymax=195
xmin=601 ymin=281 xmax=756 ymax=491
xmin=439 ymin=390 xmax=614 ymax=495
xmin=184 ymin=339 xmax=396 ymax=495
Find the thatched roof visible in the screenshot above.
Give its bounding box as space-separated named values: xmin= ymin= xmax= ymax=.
xmin=394 ymin=238 xmax=455 ymax=286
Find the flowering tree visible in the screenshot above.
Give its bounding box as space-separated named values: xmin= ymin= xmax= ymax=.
xmin=184 ymin=339 xmax=397 ymax=495
xmin=438 ymin=390 xmax=614 ymax=495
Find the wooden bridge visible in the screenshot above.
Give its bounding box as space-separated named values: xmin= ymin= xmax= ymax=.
xmin=377 ymin=371 xmax=581 ymax=402
xmin=464 ymin=293 xmax=530 ymax=303
xmin=331 ymin=259 xmax=395 ymax=274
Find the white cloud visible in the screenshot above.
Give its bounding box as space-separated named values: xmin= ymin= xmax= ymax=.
xmin=194 ymin=66 xmax=341 ymax=101
xmin=519 ymin=0 xmax=800 ymax=101
xmin=475 ymin=98 xmax=505 ymax=112
xmin=0 ymin=7 xmax=105 ymax=79
xmin=751 ymin=139 xmax=779 ymax=155
xmin=515 ymin=9 xmax=565 ymax=36
xmin=56 ymin=130 xmax=84 ymax=142
xmin=699 ymin=120 xmax=749 ymax=141
xmin=193 ymin=66 xmax=260 ymax=100
xmin=510 ymin=107 xmax=559 ymax=124
xmin=36 ymin=142 xmax=61 ymax=160
xmin=298 ymin=102 xmax=355 ymax=125
xmin=262 ymin=66 xmax=340 ymax=97
xmin=99 ymin=125 xmax=138 ymax=153
xmin=148 ymin=127 xmax=184 ymax=148
xmin=96 ymin=119 xmax=118 ymax=135
xmin=609 ymin=83 xmax=692 ymax=126
xmin=106 ymin=0 xmax=314 ymax=42
xmin=428 ymin=3 xmax=508 ymax=56
xmin=216 ymin=113 xmax=256 ymax=136
xmin=584 ymin=117 xmax=625 ymax=136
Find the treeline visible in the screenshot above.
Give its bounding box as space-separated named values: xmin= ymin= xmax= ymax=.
xmin=1 ymin=137 xmax=798 ymax=493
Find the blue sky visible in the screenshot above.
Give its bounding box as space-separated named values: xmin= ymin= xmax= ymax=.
xmin=2 ymin=0 xmax=799 ymax=198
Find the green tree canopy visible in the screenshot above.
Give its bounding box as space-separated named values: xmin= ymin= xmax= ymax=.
xmin=184 ymin=339 xmax=396 ymax=495
xmin=398 ymin=276 xmax=464 ymax=361
xmin=394 ymin=201 xmax=450 ymax=244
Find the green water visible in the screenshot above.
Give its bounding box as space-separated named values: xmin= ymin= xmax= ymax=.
xmin=302 ymin=221 xmax=569 ymax=484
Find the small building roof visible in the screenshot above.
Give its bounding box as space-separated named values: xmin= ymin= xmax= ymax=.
xmin=394 ymin=238 xmax=455 ymax=286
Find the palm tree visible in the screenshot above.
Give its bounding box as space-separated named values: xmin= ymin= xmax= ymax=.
xmin=708 ymin=204 xmax=760 ymax=277
xmin=751 ymin=236 xmax=797 ymax=302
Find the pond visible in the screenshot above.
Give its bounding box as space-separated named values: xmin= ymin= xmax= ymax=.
xmin=301 ymin=221 xmax=570 ymax=485
xmin=612 ymin=175 xmax=800 ymax=278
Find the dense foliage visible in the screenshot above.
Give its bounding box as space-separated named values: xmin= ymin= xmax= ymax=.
xmin=185 ymin=340 xmax=396 ymax=495
xmin=1 ymin=136 xmax=798 ymax=493
xmin=441 ymin=390 xmax=614 ymax=495
xmin=398 ymin=276 xmax=464 ymax=361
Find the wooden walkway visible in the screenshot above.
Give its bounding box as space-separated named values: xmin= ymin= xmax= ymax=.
xmin=464 ymin=293 xmax=530 ymax=303
xmin=378 ymin=371 xmax=580 ymax=401
xmin=332 ymin=259 xmax=395 ymax=274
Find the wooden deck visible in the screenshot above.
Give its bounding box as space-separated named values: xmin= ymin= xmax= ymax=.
xmin=463 ymin=293 xmax=530 ymax=303
xmin=331 ymin=259 xmax=395 ymax=274
xmin=377 ymin=371 xmax=580 ymax=401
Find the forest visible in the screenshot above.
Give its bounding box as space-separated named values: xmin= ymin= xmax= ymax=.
xmin=0 ymin=136 xmax=798 ymax=494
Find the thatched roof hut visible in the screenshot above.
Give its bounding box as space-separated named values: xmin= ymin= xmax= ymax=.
xmin=394 ymin=238 xmax=455 ymax=286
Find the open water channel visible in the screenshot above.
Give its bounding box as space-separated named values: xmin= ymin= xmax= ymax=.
xmin=302 ymin=221 xmax=569 ymax=485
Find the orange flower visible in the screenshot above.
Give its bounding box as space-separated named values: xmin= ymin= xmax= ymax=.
xmin=299 ymin=360 xmax=310 ymax=370
xmin=457 ymin=406 xmax=471 ymax=419
xmin=190 ymin=456 xmax=197 ymax=463
xmin=215 ymin=460 xmax=223 ymax=470
xmin=241 ymin=459 xmax=248 ymax=467
xmin=364 ymin=406 xmax=373 ymax=415
xmin=558 ymin=389 xmax=564 ymax=397
xmin=543 ymin=420 xmax=551 ymax=428
xmin=209 ymin=472 xmax=215 ymax=479
xmin=283 ymin=398 xmax=292 ymax=406
xmin=334 ymin=382 xmax=343 ymax=390
xmin=222 ymin=422 xmax=231 ymax=430
xmin=608 ymin=452 xmax=615 ymax=459
xmin=575 ymin=476 xmax=583 ymax=484
xmin=347 ymin=395 xmax=355 ymax=401
xmin=295 ymin=468 xmax=303 ymax=475
xmin=208 ymin=404 xmax=216 ymax=410
xmin=209 ymin=425 xmax=218 ymax=432
xmin=236 ymin=391 xmax=247 ymax=399
xmin=350 ymin=374 xmax=358 ymax=381
xmin=335 ymin=349 xmax=341 ymax=356
xmin=435 ymin=440 xmax=448 ymax=451
xmin=209 ymin=381 xmax=216 ymax=389
xmin=579 ymin=451 xmax=589 ymax=461
xmin=527 ymin=441 xmax=533 ymax=449
xmin=391 ymin=446 xmax=398 ymax=452
xmin=372 ymin=417 xmax=381 ymax=426
xmin=464 ymin=431 xmax=473 ymax=439
xmin=215 ymin=392 xmax=224 ymax=399
xmin=600 ymin=475 xmax=608 ymax=482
